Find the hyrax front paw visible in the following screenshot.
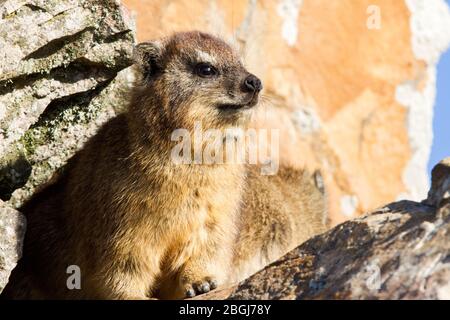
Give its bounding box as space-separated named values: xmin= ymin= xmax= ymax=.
xmin=184 ymin=277 xmax=218 ymax=298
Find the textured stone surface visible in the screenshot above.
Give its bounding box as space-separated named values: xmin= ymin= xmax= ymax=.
xmin=197 ymin=159 xmax=450 ymax=300
xmin=122 ymin=0 xmax=450 ymax=224
xmin=0 ymin=0 xmax=136 ymax=207
xmin=0 ymin=200 xmax=26 ymax=293
xmin=426 ymin=158 xmax=450 ymax=210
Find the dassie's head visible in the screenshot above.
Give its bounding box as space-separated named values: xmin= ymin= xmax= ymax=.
xmin=132 ymin=31 xmax=262 ymax=130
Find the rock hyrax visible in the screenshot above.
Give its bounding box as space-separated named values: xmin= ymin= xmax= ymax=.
xmin=2 ymin=31 xmax=327 ymax=300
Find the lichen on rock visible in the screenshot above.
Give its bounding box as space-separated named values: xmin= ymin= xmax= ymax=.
xmin=0 ymin=0 xmax=136 ymax=207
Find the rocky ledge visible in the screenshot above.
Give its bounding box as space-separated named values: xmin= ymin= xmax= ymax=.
xmin=199 ymin=158 xmax=450 ymax=300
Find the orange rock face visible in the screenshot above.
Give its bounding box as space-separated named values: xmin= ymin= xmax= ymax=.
xmin=122 ymin=0 xmax=450 ymax=224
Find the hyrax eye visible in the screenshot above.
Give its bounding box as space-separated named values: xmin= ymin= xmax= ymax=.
xmin=195 ymin=63 xmax=218 ymax=78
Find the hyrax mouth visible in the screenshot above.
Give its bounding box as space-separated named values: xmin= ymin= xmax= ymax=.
xmin=218 ymin=103 xmax=248 ymax=110
xmin=217 ymin=95 xmax=259 ymax=111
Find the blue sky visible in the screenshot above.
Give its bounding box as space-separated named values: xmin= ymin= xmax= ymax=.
xmin=428 ymin=0 xmax=450 ymax=174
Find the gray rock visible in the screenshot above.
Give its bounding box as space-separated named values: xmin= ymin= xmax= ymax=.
xmin=225 ymin=201 xmax=449 ymax=299
xmin=0 ymin=200 xmax=26 ymax=293
xmin=0 ymin=0 xmax=136 ymax=207
xmin=426 ymin=158 xmax=450 ymax=211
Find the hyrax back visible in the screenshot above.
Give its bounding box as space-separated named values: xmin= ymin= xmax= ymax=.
xmin=1 ymin=31 xmax=327 ymax=300
xmin=232 ymin=165 xmax=328 ymax=283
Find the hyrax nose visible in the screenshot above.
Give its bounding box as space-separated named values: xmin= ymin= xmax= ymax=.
xmin=243 ymin=74 xmax=263 ymax=93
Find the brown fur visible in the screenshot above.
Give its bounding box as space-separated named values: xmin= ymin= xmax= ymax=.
xmin=1 ymin=31 xmax=327 ymax=300
xmin=231 ymin=165 xmax=327 ymax=284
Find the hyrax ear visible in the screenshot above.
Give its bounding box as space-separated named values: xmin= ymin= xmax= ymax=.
xmin=133 ymin=41 xmax=164 ymax=76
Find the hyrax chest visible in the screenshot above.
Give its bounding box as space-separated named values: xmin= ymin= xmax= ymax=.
xmin=152 ymin=165 xmax=244 ymax=268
